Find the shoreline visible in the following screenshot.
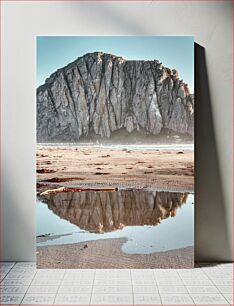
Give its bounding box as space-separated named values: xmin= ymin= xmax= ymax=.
xmin=37 ymin=181 xmax=194 ymax=194
xmin=37 ymin=238 xmax=194 ymax=269
xmin=37 ymin=143 xmax=194 ymax=150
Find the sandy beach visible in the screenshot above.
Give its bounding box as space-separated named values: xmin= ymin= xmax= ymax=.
xmin=37 ymin=146 xmax=194 ymax=192
xmin=37 ymin=238 xmax=194 ymax=269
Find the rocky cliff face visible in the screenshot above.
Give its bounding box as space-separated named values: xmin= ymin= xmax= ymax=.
xmin=37 ymin=52 xmax=194 ymax=142
xmin=40 ymin=190 xmax=188 ymax=233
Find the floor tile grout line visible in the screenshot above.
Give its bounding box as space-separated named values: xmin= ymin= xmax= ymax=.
xmin=213 ymin=285 xmax=233 ymax=305
xmin=0 ymin=262 xmax=17 ymax=282
xmin=0 ymin=263 xmax=233 ymax=305
xmin=179 ymin=271 xmax=211 ymax=288
xmin=200 ymin=264 xmax=233 ymax=305
xmin=53 ymin=268 xmax=66 ymax=305
xmin=189 ymin=290 xmax=232 ymax=305
xmin=129 ymin=269 xmax=134 ymax=306
xmin=153 ymin=270 xmax=163 ymax=305
xmin=175 ymin=268 xmax=194 ymax=302
xmin=19 ymin=264 xmax=38 ymax=305
xmin=0 ymin=262 xmax=16 ymax=306
xmin=90 ymin=269 xmax=96 ymax=305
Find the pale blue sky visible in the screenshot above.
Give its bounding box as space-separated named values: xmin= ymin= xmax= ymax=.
xmin=37 ymin=36 xmax=194 ymax=93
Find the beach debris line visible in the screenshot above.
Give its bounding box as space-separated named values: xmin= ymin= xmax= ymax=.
xmin=37 ymin=169 xmax=56 ymax=173
xmin=40 ymin=186 xmax=119 ymax=196
xmin=36 ymin=233 xmax=51 ymax=238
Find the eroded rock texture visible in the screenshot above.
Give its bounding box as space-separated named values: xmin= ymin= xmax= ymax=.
xmin=40 ymin=190 xmax=188 ymax=233
xmin=37 ymin=52 xmax=194 ymax=142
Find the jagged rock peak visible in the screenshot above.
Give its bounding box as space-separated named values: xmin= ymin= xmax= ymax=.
xmin=39 ymin=52 xmax=124 ymax=89
xmin=37 ymin=51 xmax=194 ymax=142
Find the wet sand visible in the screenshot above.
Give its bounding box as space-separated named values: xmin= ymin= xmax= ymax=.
xmin=37 ymin=238 xmax=194 ymax=269
xmin=37 ymin=146 xmax=194 ymax=192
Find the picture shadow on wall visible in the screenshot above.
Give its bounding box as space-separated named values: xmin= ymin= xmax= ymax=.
xmin=64 ymin=0 xmax=232 ymax=264
xmin=195 ymin=43 xmax=232 ymax=262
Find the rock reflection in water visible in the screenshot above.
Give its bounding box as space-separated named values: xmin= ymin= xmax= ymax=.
xmin=40 ymin=190 xmax=188 ymax=233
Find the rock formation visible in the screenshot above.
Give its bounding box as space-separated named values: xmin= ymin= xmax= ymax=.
xmin=37 ymin=52 xmax=194 ymax=142
xmin=40 ymin=190 xmax=188 ymax=233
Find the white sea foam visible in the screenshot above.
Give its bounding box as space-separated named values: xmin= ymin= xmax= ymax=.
xmin=37 ymin=143 xmax=194 ymax=151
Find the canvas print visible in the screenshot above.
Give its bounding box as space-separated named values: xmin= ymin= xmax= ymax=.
xmin=36 ymin=36 xmax=194 ymax=268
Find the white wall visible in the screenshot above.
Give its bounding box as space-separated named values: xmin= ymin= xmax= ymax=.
xmin=1 ymin=1 xmax=233 ymax=261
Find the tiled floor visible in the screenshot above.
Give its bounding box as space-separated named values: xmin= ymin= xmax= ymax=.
xmin=0 ymin=262 xmax=233 ymax=305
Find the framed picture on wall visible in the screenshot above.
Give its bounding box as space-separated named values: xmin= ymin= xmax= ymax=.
xmin=36 ymin=36 xmax=194 ymax=269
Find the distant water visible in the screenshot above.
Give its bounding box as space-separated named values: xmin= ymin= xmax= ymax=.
xmin=37 ymin=143 xmax=194 ymax=151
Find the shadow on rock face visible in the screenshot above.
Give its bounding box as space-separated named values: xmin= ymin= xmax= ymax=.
xmin=40 ymin=190 xmax=189 ymax=233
